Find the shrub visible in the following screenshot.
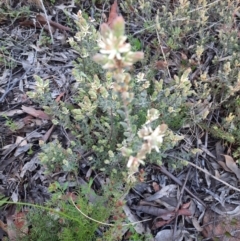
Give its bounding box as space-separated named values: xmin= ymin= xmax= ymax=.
xmin=18 ymin=0 xmax=240 ymax=240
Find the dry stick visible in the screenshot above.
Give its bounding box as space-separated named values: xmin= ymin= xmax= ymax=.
xmin=194 ymin=127 xmax=201 ymax=187
xmin=176 ymin=168 xmax=192 ymax=210
xmin=155 ymin=29 xmax=171 ymax=79
xmin=153 ymin=164 xmax=206 ymax=208
xmin=70 ymin=193 xmax=152 ymax=227
xmin=167 ymin=155 xmax=240 ymax=193
xmin=173 ymin=167 xmax=191 ymax=241
xmin=188 ymin=0 xmax=222 ymax=13
xmin=39 ymin=0 xmax=54 ymax=44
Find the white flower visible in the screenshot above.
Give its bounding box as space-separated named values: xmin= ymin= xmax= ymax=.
xmin=98 ymin=33 xmax=131 ymax=60
xmin=146 ymin=108 xmax=159 ymax=124
xmin=142 ymin=81 xmax=150 ymax=89
xmin=127 ymin=156 xmax=145 ymax=183
xmin=138 ymin=126 xmax=151 ymax=138
xmin=127 ymin=156 xmax=144 ymax=172
xmin=136 ymin=72 xmax=146 ymax=82
xmin=143 ymin=125 xmax=165 ymax=152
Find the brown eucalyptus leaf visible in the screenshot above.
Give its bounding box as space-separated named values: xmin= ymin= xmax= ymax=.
xmin=6 ymin=215 xmax=17 ymax=241
xmin=0 ymin=109 xmax=24 ymax=117
xmin=192 ymin=217 xmax=203 ymax=231
xmin=212 ymin=205 xmax=240 ymax=216
xmin=0 ymin=220 xmax=8 ymax=234
xmin=131 ymin=205 xmax=168 ymax=217
xmin=15 ymin=136 xmax=27 ymax=146
xmin=223 ymin=155 xmax=240 ymax=180
xmin=123 ymin=205 xmax=145 ymax=235
xmin=178 ymin=208 xmax=192 ymax=216
xmin=42 ymin=125 xmax=54 ymax=142
xmin=202 ymin=206 xmax=240 ymax=241
xmin=145 ymin=184 xmax=177 ymax=201
xmin=181 ymin=201 xmax=191 ymax=209
xmin=155 ymin=230 xmax=184 ymax=241
xmin=152 ymin=219 xmax=173 ymax=229
xmin=154 ymin=60 xmax=168 ymax=70
xmin=20 ymin=155 xmax=39 ymax=178
xmin=218 ymin=160 xmax=232 ymax=172
xmin=152 ymin=182 xmax=160 ymax=192
xmin=21 ymin=105 xmax=50 ymax=120
xmin=14 ymin=144 xmax=31 ymax=157
xmin=156 ymin=196 xmax=177 ymax=209
xmin=215 ymin=141 xmax=225 ymax=161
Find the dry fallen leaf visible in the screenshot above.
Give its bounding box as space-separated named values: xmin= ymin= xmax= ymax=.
xmin=152 ymin=181 xmax=160 ymax=192
xmin=36 ymin=14 xmax=71 ymax=32
xmin=6 ymin=215 xmax=17 ymax=241
xmin=15 ymin=136 xmax=27 ymax=146
xmin=20 ymin=155 xmax=39 ymax=178
xmin=12 ymin=212 xmax=28 ymax=233
xmin=192 ymin=217 xmax=203 ymax=232
xmin=41 ymin=124 xmax=55 ymax=142
xmin=132 ymin=205 xmax=168 ymax=217
xmin=19 ymin=14 xmax=71 ymax=32
xmin=202 ymin=206 xmax=240 ymax=241
xmin=223 ymin=155 xmax=240 ymax=180
xmin=145 ymin=184 xmax=177 ymax=202
xmin=123 ymin=205 xmax=145 ymax=235
xmin=6 ymin=211 xmax=28 ymax=241
xmin=215 ymin=141 xmax=225 ymax=161
xmin=152 ymin=218 xmax=174 ymax=229
xmin=23 ymin=115 xmax=33 ymax=125
xmin=14 ymin=144 xmax=32 ymax=157
xmin=178 ymin=208 xmax=192 ymax=217
xmin=155 ymin=229 xmax=184 ymax=241
xmin=0 ymin=109 xmax=24 ymax=117
xmin=154 ymin=60 xmax=168 ymax=70
xmin=55 ymin=92 xmax=65 ymax=102
xmin=0 ymin=220 xmax=8 ymax=234
xmin=218 ymin=160 xmax=233 ymax=173
xmin=21 ymin=105 xmax=50 ymax=120
xmin=181 ymin=201 xmax=191 ymax=209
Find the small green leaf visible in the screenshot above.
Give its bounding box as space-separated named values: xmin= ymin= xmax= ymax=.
xmin=0 ymin=196 xmax=9 ymax=207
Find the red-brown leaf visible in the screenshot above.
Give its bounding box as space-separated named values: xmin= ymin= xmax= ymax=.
xmin=181 ymin=201 xmax=191 ymax=209
xmin=154 ymin=60 xmax=168 ymax=70
xmin=55 ymin=92 xmax=65 ymax=102
xmin=41 ymin=124 xmax=55 ymax=142
xmin=178 ymin=208 xmax=192 ymax=216
xmin=21 ymin=105 xmax=50 ymax=120
xmin=152 ymin=216 xmax=175 ymax=230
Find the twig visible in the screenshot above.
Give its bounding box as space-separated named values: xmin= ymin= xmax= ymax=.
xmin=188 ymin=0 xmax=222 ymax=13
xmin=167 ymin=155 xmax=240 ymax=193
xmin=173 ymin=167 xmax=191 ymax=241
xmin=152 ymin=164 xmax=206 ymax=207
xmin=39 ymin=0 xmax=54 ymax=44
xmin=155 ymin=29 xmax=171 ymax=79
